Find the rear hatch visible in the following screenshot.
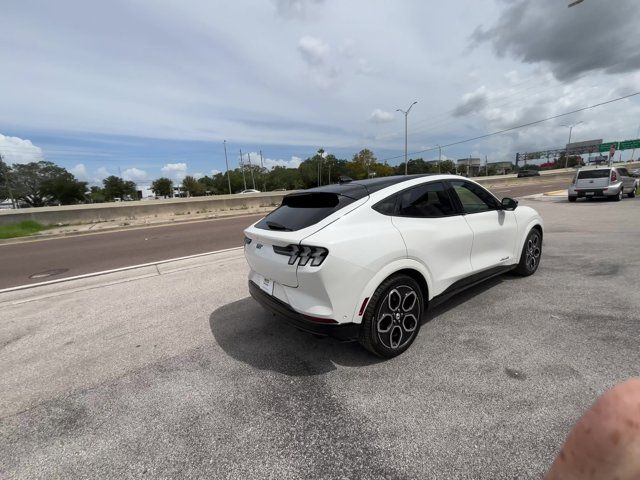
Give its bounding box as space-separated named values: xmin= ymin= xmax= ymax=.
xmin=244 ymin=185 xmax=368 ymax=287
xmin=575 ymin=169 xmax=611 ymax=189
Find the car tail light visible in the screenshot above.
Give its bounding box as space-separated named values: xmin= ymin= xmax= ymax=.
xmin=610 ymin=170 xmax=617 ymax=183
xmin=571 ymin=175 xmax=576 ymax=185
xmin=273 ymin=244 xmax=329 ymax=267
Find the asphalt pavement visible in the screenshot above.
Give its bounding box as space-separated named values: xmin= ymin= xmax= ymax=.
xmin=0 ymin=178 xmax=569 ymax=290
xmin=1 ymin=196 xmax=638 ymax=479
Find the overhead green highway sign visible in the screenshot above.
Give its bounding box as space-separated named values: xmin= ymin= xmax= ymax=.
xmin=599 ymin=141 xmax=618 ymax=153
xmin=619 ymin=139 xmax=640 ymax=150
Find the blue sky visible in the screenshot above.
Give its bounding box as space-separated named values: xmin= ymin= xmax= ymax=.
xmin=2 ymin=0 xmax=639 ymax=185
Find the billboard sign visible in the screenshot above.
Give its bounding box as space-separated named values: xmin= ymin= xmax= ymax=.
xmin=566 ymin=139 xmax=602 ymax=155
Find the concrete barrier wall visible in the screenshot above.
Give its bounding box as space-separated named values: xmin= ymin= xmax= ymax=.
xmin=1 ymin=164 xmax=635 ymax=226
xmin=0 ymin=192 xmax=290 ymax=226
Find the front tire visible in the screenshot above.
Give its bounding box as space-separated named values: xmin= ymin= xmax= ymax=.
xmin=628 ymin=187 xmax=636 ymax=198
xmin=514 ymin=228 xmax=542 ymax=276
xmin=568 ymin=196 xmax=577 ymax=202
xmin=359 ymin=274 xmax=424 ymax=358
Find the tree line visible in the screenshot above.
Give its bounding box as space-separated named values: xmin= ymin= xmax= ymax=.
xmin=0 ymin=155 xmax=141 ymax=207
xmin=1 ymin=148 xmax=529 ymax=207
xmin=169 ymin=149 xmax=460 ymax=197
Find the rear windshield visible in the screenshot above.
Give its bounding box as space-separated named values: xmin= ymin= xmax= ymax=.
xmin=578 ymin=169 xmax=610 ymax=179
xmin=255 ymin=192 xmax=358 ymax=231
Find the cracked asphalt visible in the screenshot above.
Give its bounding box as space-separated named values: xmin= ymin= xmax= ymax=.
xmin=1 ymin=197 xmax=639 ymax=479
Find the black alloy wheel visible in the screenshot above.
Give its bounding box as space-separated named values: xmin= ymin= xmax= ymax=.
xmin=359 ymin=274 xmax=424 ymax=358
xmin=514 ymin=229 xmax=542 ymax=276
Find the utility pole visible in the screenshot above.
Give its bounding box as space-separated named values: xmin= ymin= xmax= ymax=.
xmin=485 ymin=155 xmax=488 ymax=176
xmin=561 ymin=121 xmax=583 ymax=168
xmin=259 ymin=150 xmax=266 ymax=192
xmin=239 ymin=149 xmax=247 ymax=190
xmin=630 ymin=124 xmax=640 ymax=162
xmin=223 ymin=140 xmax=232 ymax=195
xmin=396 ymin=101 xmax=418 ymax=175
xmin=437 ymin=144 xmax=442 ymax=173
xmin=247 ymin=152 xmax=256 ymax=190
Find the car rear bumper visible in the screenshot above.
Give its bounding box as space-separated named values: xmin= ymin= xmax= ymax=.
xmin=248 ymin=281 xmax=360 ymax=341
xmin=569 ymin=184 xmax=622 ymax=197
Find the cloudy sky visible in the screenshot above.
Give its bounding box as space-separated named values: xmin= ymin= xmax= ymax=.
xmin=1 ymin=0 xmax=639 ymax=184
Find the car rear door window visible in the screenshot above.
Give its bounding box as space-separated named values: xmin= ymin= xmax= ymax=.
xmin=397 ymin=182 xmax=456 ymax=218
xmin=255 ymin=192 xmax=358 ymax=231
xmin=372 ymin=194 xmax=398 ymax=215
xmin=450 ymin=180 xmax=500 ymax=214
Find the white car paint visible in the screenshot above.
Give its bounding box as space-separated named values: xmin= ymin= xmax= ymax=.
xmin=244 ymin=174 xmax=543 ymax=327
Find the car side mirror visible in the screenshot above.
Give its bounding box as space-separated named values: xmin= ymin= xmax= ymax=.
xmin=501 ymin=197 xmax=518 ymax=210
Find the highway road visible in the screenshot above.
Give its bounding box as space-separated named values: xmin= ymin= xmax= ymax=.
xmin=0 ymin=178 xmax=569 ymax=290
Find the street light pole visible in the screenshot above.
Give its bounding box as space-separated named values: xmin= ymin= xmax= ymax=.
xmin=239 ymin=149 xmax=247 ymax=191
xmin=259 ymin=150 xmax=266 ymax=192
xmin=397 ymin=101 xmax=418 ymax=175
xmin=223 ymin=140 xmax=232 ymax=195
xmin=247 ymin=152 xmax=256 ymax=190
xmin=561 ymin=121 xmax=583 ymax=168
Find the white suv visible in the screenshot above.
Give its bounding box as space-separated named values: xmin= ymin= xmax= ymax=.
xmin=244 ymin=175 xmax=543 ymax=357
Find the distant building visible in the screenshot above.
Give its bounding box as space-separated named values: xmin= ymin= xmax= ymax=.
xmin=136 ymin=185 xmax=154 ymax=200
xmin=457 ymin=158 xmax=481 ymax=176
xmin=487 ymin=161 xmax=513 ymax=175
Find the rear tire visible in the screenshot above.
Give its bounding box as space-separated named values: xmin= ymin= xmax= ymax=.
xmin=568 ymin=196 xmax=577 ymax=202
xmin=359 ymin=274 xmax=424 ymax=358
xmin=613 ymin=189 xmax=623 ymax=201
xmin=628 ymin=188 xmax=636 ymax=198
xmin=514 ymin=229 xmax=542 ymax=276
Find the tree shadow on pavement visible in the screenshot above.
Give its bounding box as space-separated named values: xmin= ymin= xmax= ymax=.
xmin=209 ymin=297 xmax=383 ymax=377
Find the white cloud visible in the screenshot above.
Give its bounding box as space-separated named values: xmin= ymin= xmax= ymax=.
xmin=298 ymin=36 xmax=329 ymax=66
xmin=369 ymin=109 xmax=395 ymax=123
xmin=262 ymin=155 xmax=302 ymax=170
xmin=211 ymin=169 xmax=221 ymax=175
xmin=122 ymin=167 xmax=147 ymax=181
xmin=96 ymin=167 xmax=112 ymax=180
xmin=70 ymin=163 xmax=89 ymax=180
xmin=0 ymin=134 xmax=44 ymax=164
xmin=355 ymin=58 xmax=374 ymax=75
xmin=161 ymin=162 xmax=188 ymax=180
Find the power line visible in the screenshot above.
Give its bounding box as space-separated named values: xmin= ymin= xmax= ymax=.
xmin=379 ymin=90 xmax=640 ymax=162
